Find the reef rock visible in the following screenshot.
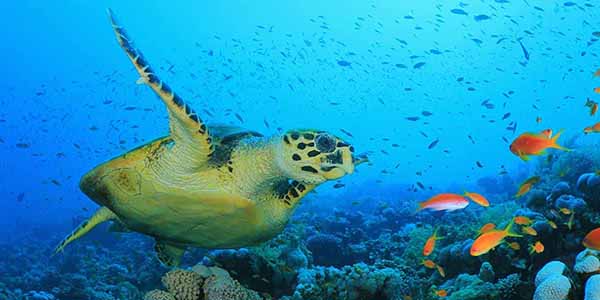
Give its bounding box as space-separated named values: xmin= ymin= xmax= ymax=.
xmin=577 ymin=173 xmax=600 ymax=209
xmin=478 ymin=262 xmax=495 ymax=283
xmin=554 ymin=195 xmax=587 ymax=214
xmin=306 ymin=233 xmax=344 ymax=266
xmin=547 ymin=182 xmax=571 ymax=203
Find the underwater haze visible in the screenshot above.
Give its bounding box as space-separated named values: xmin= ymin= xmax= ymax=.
xmin=3 ymin=0 xmax=600 ymax=299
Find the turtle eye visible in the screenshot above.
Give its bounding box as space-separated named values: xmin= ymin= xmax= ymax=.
xmin=315 ymin=134 xmax=336 ymax=153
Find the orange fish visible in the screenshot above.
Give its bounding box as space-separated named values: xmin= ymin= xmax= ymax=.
xmin=592 ymin=103 xmax=599 ymax=116
xmin=423 ymin=228 xmax=443 ymax=256
xmin=530 ymin=241 xmax=544 ymax=254
xmin=594 ymin=69 xmax=600 ymax=77
xmin=548 ymin=220 xmax=557 ymax=229
xmin=422 ymin=259 xmax=436 ymax=269
xmin=583 ymin=228 xmax=600 ymax=250
xmin=536 ymin=116 xmax=542 ymax=124
xmin=509 ymin=129 xmax=568 ymax=161
xmin=508 ymin=241 xmax=521 ymax=250
xmin=515 ymin=176 xmax=541 ymax=198
xmin=478 ymin=223 xmax=496 ymax=235
xmin=522 ymin=226 xmax=538 ymax=236
xmin=594 ymin=87 xmax=600 ymax=94
xmin=417 ymin=193 xmax=469 ymax=212
xmin=540 ymin=129 xmax=552 ymax=138
xmin=584 ymin=122 xmax=600 ymax=134
xmin=435 ymin=289 xmax=448 ymax=297
xmin=471 ymin=220 xmax=522 ymax=256
xmin=436 ymin=265 xmax=446 ymax=277
xmin=464 ymin=191 xmax=489 ymax=207
xmin=514 ymin=216 xmax=532 ymax=226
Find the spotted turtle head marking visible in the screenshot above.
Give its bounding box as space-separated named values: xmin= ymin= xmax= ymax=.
xmin=276 ymin=129 xmax=357 ymax=184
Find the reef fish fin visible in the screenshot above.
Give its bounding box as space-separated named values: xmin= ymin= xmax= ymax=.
xmin=518 ymin=151 xmax=530 ymax=161
xmin=155 ymin=240 xmax=186 ymax=267
xmin=107 ymin=9 xmax=214 ymax=170
xmin=53 ymin=206 xmax=117 ymax=254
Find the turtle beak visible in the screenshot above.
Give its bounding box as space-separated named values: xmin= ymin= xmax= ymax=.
xmin=352 ymin=152 xmax=369 ymax=166
xmin=320 ymin=148 xmax=355 ymax=179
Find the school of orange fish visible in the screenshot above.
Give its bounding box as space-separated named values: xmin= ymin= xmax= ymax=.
xmin=410 ymin=68 xmax=600 ymax=298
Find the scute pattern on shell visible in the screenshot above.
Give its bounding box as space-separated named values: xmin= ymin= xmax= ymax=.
xmin=162 ymin=269 xmax=203 ymax=300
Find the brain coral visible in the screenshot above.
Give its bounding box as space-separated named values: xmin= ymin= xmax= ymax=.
xmin=585 ymin=274 xmax=600 ymax=300
xmin=144 ymin=290 xmax=176 ymax=300
xmin=535 ymin=261 xmax=566 ymax=287
xmin=203 ymin=269 xmax=262 ymax=300
xmin=162 ymin=269 xmax=202 ymax=300
xmin=575 ymin=255 xmax=600 ymax=274
xmin=533 ymin=275 xmax=571 ymax=300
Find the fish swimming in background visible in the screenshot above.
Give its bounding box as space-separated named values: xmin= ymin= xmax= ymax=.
xmin=529 ymin=241 xmax=544 ymax=254
xmin=514 ymin=216 xmax=532 ymax=226
xmin=515 ymin=176 xmax=541 ymax=198
xmin=417 ymin=193 xmax=469 ymax=212
xmin=584 ymin=122 xmax=600 ymax=134
xmin=463 ymin=191 xmax=489 ymax=207
xmin=518 ymin=39 xmax=530 ymax=61
xmin=435 ymin=289 xmax=448 ymax=297
xmin=508 ymin=241 xmax=521 ymax=250
xmin=423 ymin=228 xmax=443 ymax=256
xmin=565 ymin=212 xmax=576 ymax=230
xmin=559 ymin=208 xmax=572 ymax=215
xmin=477 ymin=223 xmax=496 ymax=236
xmin=536 ymin=116 xmax=542 ymax=124
xmin=510 ymin=129 xmax=568 ymax=161
xmin=521 ymin=226 xmax=538 ymax=236
xmin=583 ymin=228 xmax=600 ymax=250
xmin=470 ymin=219 xmax=522 ymax=256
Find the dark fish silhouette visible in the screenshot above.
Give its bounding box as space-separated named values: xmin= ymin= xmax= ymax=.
xmin=518 ymin=40 xmax=530 ymax=61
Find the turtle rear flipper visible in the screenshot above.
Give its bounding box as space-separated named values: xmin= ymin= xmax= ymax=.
xmin=54 ymin=206 xmax=116 ymax=254
xmin=155 ymin=240 xmax=186 ymax=267
xmin=107 ymin=9 xmax=213 ymax=170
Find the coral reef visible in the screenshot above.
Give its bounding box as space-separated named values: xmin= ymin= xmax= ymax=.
xmin=144 ymin=266 xmax=262 ymax=300
xmin=283 ymin=263 xmax=411 ymax=300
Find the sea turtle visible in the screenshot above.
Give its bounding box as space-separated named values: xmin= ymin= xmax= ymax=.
xmin=54 ymin=9 xmax=367 ymax=266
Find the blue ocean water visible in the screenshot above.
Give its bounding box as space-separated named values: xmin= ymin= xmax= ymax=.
xmin=2 ymin=1 xmax=600 ymax=299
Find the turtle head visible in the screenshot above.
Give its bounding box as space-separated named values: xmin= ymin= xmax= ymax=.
xmin=276 ymin=130 xmax=363 ymax=184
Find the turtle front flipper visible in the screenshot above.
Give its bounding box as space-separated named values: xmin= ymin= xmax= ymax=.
xmin=155 ymin=240 xmax=186 ymax=267
xmin=279 ymin=180 xmax=316 ymax=208
xmin=54 ymin=206 xmax=116 ymax=254
xmin=107 ymin=9 xmax=213 ymax=170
